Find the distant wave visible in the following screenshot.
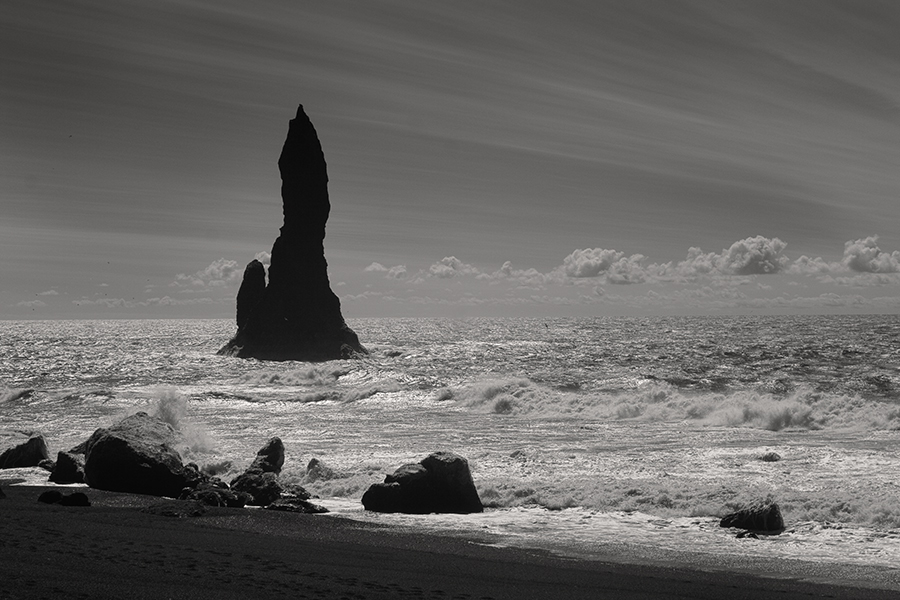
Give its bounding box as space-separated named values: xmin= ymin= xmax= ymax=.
xmin=0 ymin=387 xmax=34 ymax=404
xmin=237 ymin=365 xmax=351 ymax=386
xmin=443 ymin=377 xmax=900 ymax=431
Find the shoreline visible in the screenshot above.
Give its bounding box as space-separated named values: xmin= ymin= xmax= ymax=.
xmin=2 ymin=484 xmax=898 ymax=599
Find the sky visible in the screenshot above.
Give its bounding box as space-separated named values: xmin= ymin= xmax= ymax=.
xmin=3 ymin=0 xmax=900 ymax=319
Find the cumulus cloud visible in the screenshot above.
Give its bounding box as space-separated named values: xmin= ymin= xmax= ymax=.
xmin=174 ymin=258 xmax=242 ymax=288
xmin=787 ymin=255 xmax=835 ymax=275
xmin=562 ymin=248 xmax=624 ymax=277
xmin=606 ymin=254 xmax=649 ymax=284
xmin=486 ymin=261 xmax=549 ymax=286
xmin=254 ymin=251 xmax=271 ymax=266
xmin=37 ymin=290 xmax=59 ymax=296
xmin=677 ymin=236 xmax=788 ymax=276
xmin=429 ymin=256 xmax=480 ymax=278
xmin=722 ymin=236 xmax=788 ymax=274
xmin=365 ymin=262 xmax=407 ymax=279
xmin=842 ymin=236 xmax=900 ymax=273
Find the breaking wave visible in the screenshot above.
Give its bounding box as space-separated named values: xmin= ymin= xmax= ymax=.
xmin=140 ymin=387 xmax=216 ymax=455
xmin=444 ymin=377 xmax=900 ymax=431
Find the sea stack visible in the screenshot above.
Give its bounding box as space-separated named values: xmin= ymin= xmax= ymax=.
xmin=218 ymin=105 xmax=366 ymax=361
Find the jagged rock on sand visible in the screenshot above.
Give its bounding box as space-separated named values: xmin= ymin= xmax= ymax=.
xmin=230 ymin=437 xmax=286 ymax=506
xmin=0 ymin=434 xmax=50 ymax=469
xmin=219 ymin=105 xmax=366 ymax=361
xmin=248 ymin=437 xmax=285 ymax=474
xmin=362 ymin=451 xmax=483 ymax=514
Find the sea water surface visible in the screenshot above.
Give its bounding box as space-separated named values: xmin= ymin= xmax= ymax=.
xmin=3 ymin=316 xmax=900 ymax=582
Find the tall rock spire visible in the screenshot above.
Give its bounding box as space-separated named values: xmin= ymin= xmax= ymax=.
xmin=218 ymin=105 xmax=366 ymax=361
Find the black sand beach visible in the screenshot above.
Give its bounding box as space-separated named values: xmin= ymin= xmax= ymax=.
xmin=1 ymin=485 xmax=897 ymax=600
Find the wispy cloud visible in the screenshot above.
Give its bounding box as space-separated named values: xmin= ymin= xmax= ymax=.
xmin=17 ymin=299 xmax=46 ymax=308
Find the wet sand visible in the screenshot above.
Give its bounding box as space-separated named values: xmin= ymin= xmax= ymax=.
xmin=1 ymin=485 xmax=897 ymax=600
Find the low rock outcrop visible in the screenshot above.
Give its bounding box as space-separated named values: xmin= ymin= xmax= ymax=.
xmin=362 ymin=451 xmax=483 ymax=514
xmin=82 ymin=412 xmax=199 ymax=497
xmin=0 ymin=434 xmax=50 ymax=469
xmin=231 ymin=470 xmax=283 ymax=506
xmin=720 ymin=500 xmax=785 ymax=533
xmin=219 ymin=105 xmax=366 ymax=361
xmin=303 ymin=457 xmax=337 ymax=483
xmin=180 ymin=481 xmax=252 ymax=508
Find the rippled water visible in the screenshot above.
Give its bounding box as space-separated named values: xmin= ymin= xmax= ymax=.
xmin=2 ymin=316 xmax=900 ymax=579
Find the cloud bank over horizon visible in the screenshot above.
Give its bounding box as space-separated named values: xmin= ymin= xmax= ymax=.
xmin=9 ymin=233 xmax=900 ymax=318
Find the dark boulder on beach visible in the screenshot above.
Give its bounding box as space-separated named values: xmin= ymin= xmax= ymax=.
xmin=38 ymin=490 xmax=64 ymax=504
xmin=0 ymin=434 xmax=50 ymax=469
xmin=218 ymin=105 xmax=366 ymax=361
xmin=362 ymin=451 xmax=483 ymax=514
xmin=49 ymin=451 xmax=85 ymax=484
xmin=720 ymin=500 xmax=785 ymax=533
xmin=82 ymin=412 xmax=196 ymax=498
xmin=59 ymin=492 xmax=91 ymax=507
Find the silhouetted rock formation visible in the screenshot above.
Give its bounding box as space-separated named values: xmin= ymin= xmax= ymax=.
xmin=362 ymin=451 xmax=483 ymax=514
xmin=219 ymin=105 xmax=366 ymax=361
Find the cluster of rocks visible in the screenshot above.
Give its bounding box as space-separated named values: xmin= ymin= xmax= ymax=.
xmin=0 ymin=413 xmax=327 ymax=514
xmin=2 ymin=417 xmax=791 ymax=535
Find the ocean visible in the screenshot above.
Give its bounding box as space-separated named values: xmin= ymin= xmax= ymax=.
xmin=3 ymin=315 xmax=900 ymax=574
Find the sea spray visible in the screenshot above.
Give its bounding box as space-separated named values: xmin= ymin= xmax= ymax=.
xmin=142 ymin=387 xmax=216 ymax=455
